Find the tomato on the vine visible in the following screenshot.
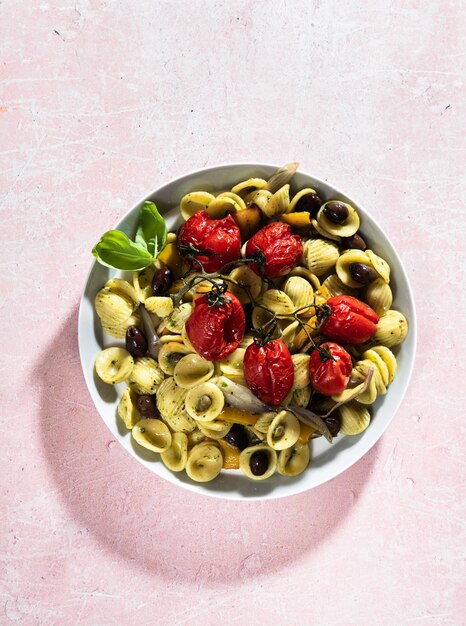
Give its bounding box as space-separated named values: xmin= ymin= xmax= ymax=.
xmin=177 ymin=210 xmax=241 ymax=272
xmin=309 ymin=342 xmax=352 ymax=396
xmin=320 ymin=295 xmax=379 ymax=345
xmin=243 ymin=338 xmax=294 ymax=405
xmin=246 ymin=222 xmax=303 ymax=279
xmin=185 ymin=286 xmax=245 ymax=361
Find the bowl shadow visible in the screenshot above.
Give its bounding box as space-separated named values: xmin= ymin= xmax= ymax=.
xmin=37 ymin=305 xmax=379 ymax=586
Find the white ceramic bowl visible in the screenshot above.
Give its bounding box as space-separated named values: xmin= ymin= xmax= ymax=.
xmin=78 ymin=163 xmax=416 ymax=500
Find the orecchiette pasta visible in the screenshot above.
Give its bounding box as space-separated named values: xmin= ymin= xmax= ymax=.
xmin=302 ymin=238 xmax=340 ymax=276
xmin=161 ymin=432 xmax=188 ymax=472
xmin=128 ymin=357 xmax=164 ymax=394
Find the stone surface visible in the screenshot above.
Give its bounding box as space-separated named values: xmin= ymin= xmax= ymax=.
xmin=1 ymin=1 xmax=465 ymax=624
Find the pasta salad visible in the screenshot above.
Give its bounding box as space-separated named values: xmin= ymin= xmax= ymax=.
xmin=92 ymin=163 xmax=408 ymax=483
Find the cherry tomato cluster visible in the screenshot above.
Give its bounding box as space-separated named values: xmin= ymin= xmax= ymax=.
xmin=180 ymin=210 xmax=380 ymax=405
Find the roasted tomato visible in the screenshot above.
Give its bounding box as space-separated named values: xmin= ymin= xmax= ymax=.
xmin=320 ymin=295 xmax=379 ymax=345
xmin=243 ymin=338 xmax=294 ymax=405
xmin=309 ymin=342 xmax=352 ymax=396
xmin=177 ymin=210 xmax=241 ymax=272
xmin=185 ymin=286 xmax=245 ymax=361
xmin=245 ymin=222 xmax=303 ymax=279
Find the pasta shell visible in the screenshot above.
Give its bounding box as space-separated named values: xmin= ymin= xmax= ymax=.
xmin=366 ymin=250 xmax=390 ymax=283
xmin=364 ymin=279 xmax=392 ymax=317
xmin=132 ymin=419 xmax=172 ymax=453
xmin=216 ymin=191 xmax=246 ymax=210
xmin=372 ymin=310 xmax=408 ymax=348
xmin=303 ymin=238 xmax=340 ymax=276
xmin=159 ymin=333 xmax=186 ymax=343
xmin=289 ymin=267 xmax=321 ymax=290
xmin=158 ymin=342 xmax=193 ymax=375
xmin=227 ymin=266 xmax=263 ymax=305
xmin=197 ymin=420 xmax=231 ymax=439
xmin=181 ymin=324 xmax=196 ymax=352
xmin=317 ymin=201 xmax=360 ymax=237
xmin=239 ymin=445 xmax=277 ymax=480
xmin=185 ymin=382 xmax=225 ymax=422
xmin=277 ymin=442 xmax=310 ymax=476
xmin=231 ymin=177 xmax=267 ymax=196
xmin=186 ymin=443 xmax=223 ymax=482
xmin=117 ymin=387 xmax=140 ymax=429
xmin=372 ymin=346 xmax=397 ymax=384
xmin=254 ymin=412 xmax=276 ymax=434
xmin=310 ymin=218 xmax=341 ymax=242
xmin=266 ymin=410 xmax=300 ymax=450
xmin=95 ymin=288 xmax=134 ymax=327
xmin=207 ymin=193 xmax=243 ymax=218
xmin=156 ymin=376 xmax=188 ymax=418
xmin=163 ymin=411 xmax=197 ymax=434
xmin=145 ymin=296 xmax=174 ymax=317
xmin=95 ymin=347 xmax=134 ymax=384
xmin=322 ymin=273 xmax=357 ymax=298
xmin=187 ymin=428 xmax=207 ymax=448
xmin=161 ymin=432 xmax=188 ymax=472
xmin=263 ymin=184 xmax=290 ymax=217
xmin=258 ymin=289 xmax=295 ymax=316
xmin=291 ymin=386 xmax=312 ymax=408
xmin=127 ymin=357 xmax=164 ymax=394
xmin=164 ymin=303 xmax=193 ymax=334
xmin=104 ymin=278 xmax=139 ymax=308
xmin=132 ymin=266 xmax=155 ymax=303
xmin=353 ymin=361 xmax=379 ymax=404
xmin=282 ymin=276 xmax=314 ymax=317
xmin=281 ymin=320 xmax=300 ymax=351
xmin=218 ymin=348 xmax=246 ymax=377
xmin=180 ymin=191 xmax=215 ymax=221
xmin=244 ymin=189 xmax=272 ymax=211
xmin=361 ymin=348 xmax=391 ymax=387
xmin=339 ymin=402 xmax=371 ymax=435
xmin=101 ymin=311 xmax=141 ymax=339
xmin=174 ymin=353 xmax=214 ymax=388
xmin=291 ymin=354 xmax=310 ymax=389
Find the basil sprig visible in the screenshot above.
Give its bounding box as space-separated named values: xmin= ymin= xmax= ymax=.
xmin=92 ymin=201 xmax=167 ymax=271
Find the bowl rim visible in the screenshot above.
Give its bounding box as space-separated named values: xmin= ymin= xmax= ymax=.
xmin=78 ymin=161 xmax=417 ymax=501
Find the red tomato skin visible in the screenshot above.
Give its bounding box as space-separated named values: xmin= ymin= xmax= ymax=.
xmin=246 ymin=222 xmax=303 ymax=279
xmin=243 ymin=339 xmax=294 ymax=406
xmin=321 ymin=295 xmax=379 ymax=345
xmin=309 ymin=342 xmax=353 ymax=396
xmin=185 ymin=291 xmax=245 ymax=361
xmin=178 ymin=211 xmax=241 ymax=272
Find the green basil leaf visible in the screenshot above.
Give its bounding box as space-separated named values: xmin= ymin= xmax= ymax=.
xmin=92 ymin=230 xmax=154 ymax=271
xmin=135 ymin=201 xmax=167 ymax=257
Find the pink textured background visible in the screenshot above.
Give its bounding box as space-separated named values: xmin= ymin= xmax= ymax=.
xmin=1 ymin=1 xmax=465 ymax=624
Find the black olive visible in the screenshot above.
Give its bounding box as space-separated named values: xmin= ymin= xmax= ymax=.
xmin=323 ymin=413 xmax=341 ymax=437
xmin=151 ymin=267 xmax=173 ymax=296
xmin=136 ymin=395 xmax=158 ymax=418
xmin=308 ymin=393 xmax=336 ymax=416
xmin=348 ymin=262 xmax=378 ymax=285
xmin=249 ymin=450 xmax=269 ymax=476
xmin=323 ymin=201 xmax=349 ymax=224
xmin=125 ymin=326 xmax=148 ymax=357
xmin=224 ymin=424 xmax=248 ymax=451
xmin=294 ymin=192 xmax=323 ymax=217
xmin=341 ymin=232 xmax=367 ymax=251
